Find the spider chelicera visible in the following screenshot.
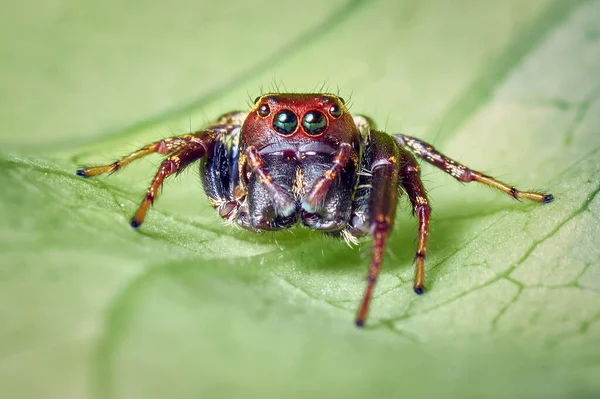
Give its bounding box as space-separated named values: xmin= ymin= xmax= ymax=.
xmin=77 ymin=93 xmax=553 ymax=327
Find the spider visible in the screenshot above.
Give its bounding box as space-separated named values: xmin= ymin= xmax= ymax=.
xmin=77 ymin=93 xmax=553 ymax=327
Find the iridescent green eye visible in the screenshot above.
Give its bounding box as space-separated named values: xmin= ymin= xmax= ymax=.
xmin=302 ymin=110 xmax=327 ymax=136
xmin=273 ymin=110 xmax=298 ymax=136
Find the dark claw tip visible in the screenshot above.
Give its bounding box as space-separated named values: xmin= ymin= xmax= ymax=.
xmin=543 ymin=194 xmax=554 ymax=204
xmin=355 ymin=319 xmax=364 ymax=328
xmin=76 ymin=169 xmax=88 ymax=178
xmin=130 ymin=220 xmax=141 ymax=228
xmin=414 ymin=286 xmax=424 ymax=295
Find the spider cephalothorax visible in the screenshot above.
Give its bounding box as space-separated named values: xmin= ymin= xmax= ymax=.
xmin=77 ymin=92 xmax=553 ymax=327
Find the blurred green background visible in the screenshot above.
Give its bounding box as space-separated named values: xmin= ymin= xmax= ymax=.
xmin=1 ymin=0 xmax=599 ymax=398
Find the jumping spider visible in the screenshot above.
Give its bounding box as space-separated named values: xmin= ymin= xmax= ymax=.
xmin=77 ymin=93 xmax=553 ymax=326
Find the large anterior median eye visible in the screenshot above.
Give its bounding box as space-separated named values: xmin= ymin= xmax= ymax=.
xmin=273 ymin=110 xmax=298 ymax=136
xmin=302 ymin=110 xmax=327 ymax=136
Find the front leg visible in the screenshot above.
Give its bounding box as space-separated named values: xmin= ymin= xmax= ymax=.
xmin=77 ymin=130 xmax=219 ymax=227
xmin=395 ymin=134 xmax=553 ymax=203
xmin=77 ymin=134 xmax=207 ymax=178
xmin=355 ymin=131 xmax=400 ymax=327
xmin=133 ymin=142 xmax=213 ymax=227
xmin=399 ymin=148 xmax=432 ymax=294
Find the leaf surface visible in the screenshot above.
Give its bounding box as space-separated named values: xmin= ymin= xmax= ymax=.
xmin=1 ymin=1 xmax=599 ymax=398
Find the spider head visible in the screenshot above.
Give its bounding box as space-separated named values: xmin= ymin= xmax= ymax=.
xmin=242 ymin=93 xmax=359 ymax=149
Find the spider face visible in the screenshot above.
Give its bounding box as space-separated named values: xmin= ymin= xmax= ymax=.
xmin=243 ymin=94 xmax=359 ymax=152
xmin=237 ymin=94 xmax=362 ymax=231
xmin=77 ymin=91 xmax=553 ymax=327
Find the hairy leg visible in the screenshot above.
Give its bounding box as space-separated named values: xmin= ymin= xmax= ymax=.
xmin=130 ymin=143 xmax=209 ymax=227
xmin=395 ymin=134 xmax=554 ymax=203
xmin=77 ymin=131 xmax=217 ymax=227
xmin=77 ymin=134 xmax=205 ymax=177
xmin=399 ymin=149 xmax=432 ymax=294
xmin=355 ymin=131 xmax=400 ymax=327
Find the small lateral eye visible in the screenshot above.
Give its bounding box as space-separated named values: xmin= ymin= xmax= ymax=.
xmin=258 ymin=103 xmax=270 ymax=117
xmin=329 ymin=103 xmax=342 ymax=118
xmin=273 ymin=110 xmax=298 ymax=135
xmin=302 ymin=110 xmax=327 ymax=136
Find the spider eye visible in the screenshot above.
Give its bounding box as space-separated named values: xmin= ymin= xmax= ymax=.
xmin=329 ymin=103 xmax=342 ymax=118
xmin=302 ymin=110 xmax=327 ymax=136
xmin=258 ymin=103 xmax=270 ymax=117
xmin=273 ymin=110 xmax=298 ymax=136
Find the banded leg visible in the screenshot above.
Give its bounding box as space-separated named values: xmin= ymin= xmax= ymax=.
xmin=76 ymin=134 xmax=205 ymax=177
xmin=245 ymin=146 xmax=296 ymax=216
xmin=399 ymin=149 xmax=431 ymax=294
xmin=131 ymin=142 xmax=209 ymax=227
xmin=302 ymin=143 xmax=352 ymax=212
xmin=356 ymin=131 xmax=400 ymax=327
xmin=395 ymin=134 xmax=554 ymax=203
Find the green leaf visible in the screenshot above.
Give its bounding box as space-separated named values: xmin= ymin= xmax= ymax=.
xmin=1 ymin=1 xmax=599 ymax=398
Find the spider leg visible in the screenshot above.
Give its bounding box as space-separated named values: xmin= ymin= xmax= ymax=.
xmin=245 ymin=146 xmax=296 ymax=216
xmin=302 ymin=143 xmax=352 ymax=212
xmin=355 ymin=131 xmax=400 ymax=327
xmin=395 ymin=134 xmax=554 ymax=203
xmin=77 ymin=130 xmax=218 ymax=227
xmin=399 ymin=148 xmax=431 ymax=294
xmin=130 ymin=140 xmax=212 ymax=227
xmin=76 ymin=134 xmax=205 ymax=177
